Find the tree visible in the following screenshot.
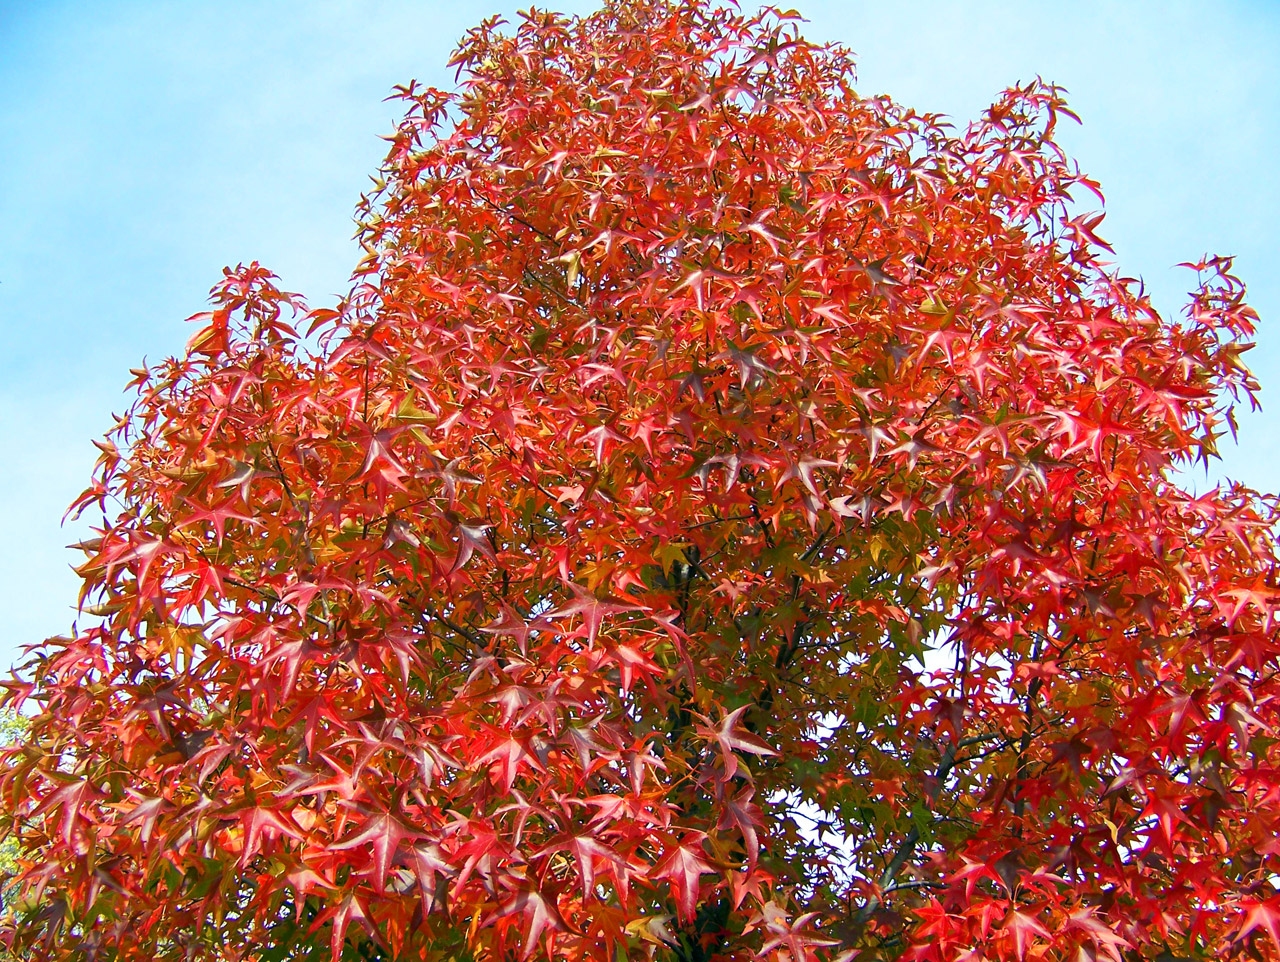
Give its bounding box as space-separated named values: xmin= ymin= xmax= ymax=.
xmin=2 ymin=1 xmax=1278 ymax=960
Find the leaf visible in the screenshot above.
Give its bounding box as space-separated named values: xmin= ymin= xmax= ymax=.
xmin=449 ymin=515 xmax=495 ymax=571
xmin=118 ymin=792 xmax=168 ymax=844
xmin=408 ymin=841 xmax=453 ymax=907
xmin=37 ymin=778 xmax=98 ymax=847
xmin=310 ymin=891 xmax=374 ymax=960
xmin=544 ymin=584 xmax=638 ymax=647
xmin=535 ymin=833 xmax=631 ymax=899
xmin=717 ymin=788 xmax=763 ymax=866
xmin=179 ymin=498 xmax=262 ymax=545
xmin=239 ymin=806 xmax=304 ymax=867
xmin=652 ymin=835 xmax=717 ymax=923
xmin=485 ymin=885 xmax=570 ymax=959
xmin=476 ymin=734 xmax=546 ymax=792
xmin=1003 ymin=909 xmax=1052 ymax=961
xmin=215 ymin=460 xmax=261 ymax=502
xmin=1237 ymin=898 xmax=1280 ymax=953
xmin=329 ymin=813 xmax=421 ymax=892
xmin=714 ymin=342 xmax=776 ymax=389
xmin=695 ymin=705 xmax=777 ymax=779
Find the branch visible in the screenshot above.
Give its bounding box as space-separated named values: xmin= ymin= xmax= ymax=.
xmin=850 ymin=732 xmax=1004 ymax=927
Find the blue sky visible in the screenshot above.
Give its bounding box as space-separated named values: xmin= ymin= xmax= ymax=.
xmin=1 ymin=0 xmax=1276 ymax=668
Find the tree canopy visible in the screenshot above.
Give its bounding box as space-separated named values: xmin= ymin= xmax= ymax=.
xmin=3 ymin=2 xmax=1278 ymax=961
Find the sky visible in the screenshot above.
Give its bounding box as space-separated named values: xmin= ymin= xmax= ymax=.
xmin=0 ymin=0 xmax=1276 ymax=670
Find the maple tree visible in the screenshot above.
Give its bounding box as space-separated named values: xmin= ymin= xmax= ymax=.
xmin=2 ymin=1 xmax=1279 ymax=960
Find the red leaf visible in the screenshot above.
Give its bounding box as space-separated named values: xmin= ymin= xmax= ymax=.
xmin=1002 ymin=909 xmax=1052 ymax=961
xmin=485 ymin=885 xmax=570 ymax=959
xmin=1237 ymin=898 xmax=1280 ymax=953
xmin=239 ymin=806 xmax=304 ymax=867
xmin=310 ymin=891 xmax=374 ymax=960
xmin=476 ymin=735 xmax=546 ymax=793
xmin=329 ymin=813 xmax=421 ymax=892
xmin=545 ymin=584 xmax=638 ymax=647
xmin=652 ymin=835 xmax=717 ymax=923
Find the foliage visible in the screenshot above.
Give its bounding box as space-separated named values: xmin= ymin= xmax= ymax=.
xmin=2 ymin=1 xmax=1279 ymax=960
